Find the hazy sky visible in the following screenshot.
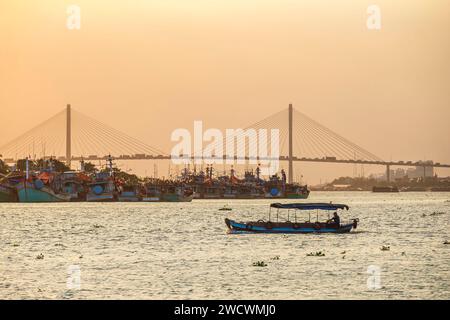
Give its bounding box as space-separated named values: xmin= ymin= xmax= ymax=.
xmin=1 ymin=0 xmax=449 ymax=182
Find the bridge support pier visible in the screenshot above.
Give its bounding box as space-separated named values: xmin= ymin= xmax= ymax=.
xmin=288 ymin=103 xmax=293 ymax=184
xmin=386 ymin=164 xmax=390 ymax=183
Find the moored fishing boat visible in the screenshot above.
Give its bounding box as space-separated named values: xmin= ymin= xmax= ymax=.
xmin=0 ymin=183 xmax=17 ymax=202
xmin=161 ymin=185 xmax=193 ymax=202
xmin=225 ymin=203 xmax=358 ymax=234
xmin=142 ymin=184 xmax=162 ymax=202
xmin=61 ymin=171 xmax=90 ymax=201
xmin=86 ymin=156 xmax=118 ymax=202
xmin=16 ymin=178 xmax=71 ymax=202
xmin=284 ymin=184 xmax=310 ymax=199
xmin=118 ymin=185 xmax=141 ymax=202
xmin=0 ymin=173 xmax=18 ymax=202
xmin=86 ymin=173 xmax=118 ymax=202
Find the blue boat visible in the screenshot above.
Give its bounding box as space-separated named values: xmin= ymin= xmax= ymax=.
xmin=16 ymin=180 xmax=71 ymax=202
xmin=86 ymin=156 xmax=118 ymax=202
xmin=118 ymin=185 xmax=141 ymax=202
xmin=225 ymin=203 xmax=359 ymax=234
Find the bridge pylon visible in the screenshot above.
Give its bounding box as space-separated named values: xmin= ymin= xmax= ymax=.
xmin=288 ymin=103 xmax=294 ymax=184
xmin=66 ymin=104 xmax=71 ymax=167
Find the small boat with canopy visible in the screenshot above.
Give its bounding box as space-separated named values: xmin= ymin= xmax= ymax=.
xmin=225 ymin=202 xmax=359 ymax=234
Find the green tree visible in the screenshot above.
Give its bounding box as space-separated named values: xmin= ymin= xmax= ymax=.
xmin=16 ymin=159 xmax=37 ymax=172
xmin=83 ymin=162 xmax=97 ymax=174
xmin=51 ymin=159 xmax=70 ymax=172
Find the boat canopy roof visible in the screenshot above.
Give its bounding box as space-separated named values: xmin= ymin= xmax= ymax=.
xmin=270 ymin=203 xmax=349 ymax=211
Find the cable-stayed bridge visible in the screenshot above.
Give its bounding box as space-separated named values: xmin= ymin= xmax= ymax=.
xmin=0 ymin=104 xmax=449 ymax=183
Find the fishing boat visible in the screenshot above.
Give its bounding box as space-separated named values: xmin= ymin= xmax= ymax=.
xmin=284 ymin=184 xmax=310 ymax=199
xmin=225 ymin=203 xmax=358 ymax=234
xmin=16 ymin=174 xmax=71 ymax=202
xmin=11 ymin=158 xmax=73 ymax=202
xmin=142 ymin=184 xmax=162 ymax=202
xmin=0 ymin=173 xmax=18 ymax=202
xmin=161 ymin=185 xmax=194 ymax=202
xmin=264 ymin=170 xmax=310 ymax=199
xmin=61 ymin=171 xmax=90 ymax=201
xmin=118 ymin=185 xmax=141 ymax=202
xmin=86 ymin=173 xmax=118 ymax=202
xmin=0 ymin=182 xmax=17 ymax=202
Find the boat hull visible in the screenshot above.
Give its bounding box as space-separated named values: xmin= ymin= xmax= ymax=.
xmin=0 ymin=184 xmax=18 ymax=202
xmin=225 ymin=218 xmax=354 ymax=234
xmin=161 ymin=193 xmax=193 ymax=202
xmin=118 ymin=196 xmax=140 ymax=202
xmin=118 ymin=191 xmax=141 ymax=202
xmin=86 ymin=193 xmax=116 ymax=202
xmin=142 ymin=196 xmax=160 ymax=202
xmin=16 ymin=184 xmax=71 ymax=202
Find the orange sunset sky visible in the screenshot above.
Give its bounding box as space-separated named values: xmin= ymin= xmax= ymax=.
xmin=1 ymin=0 xmax=449 ymax=183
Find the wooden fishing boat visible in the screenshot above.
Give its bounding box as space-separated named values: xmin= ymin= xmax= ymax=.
xmin=0 ymin=173 xmax=18 ymax=202
xmin=61 ymin=171 xmax=90 ymax=201
xmin=16 ymin=179 xmax=71 ymax=202
xmin=118 ymin=185 xmax=141 ymax=202
xmin=225 ymin=203 xmax=358 ymax=234
xmin=142 ymin=184 xmax=162 ymax=202
xmin=161 ymin=186 xmax=193 ymax=202
xmin=0 ymin=183 xmax=17 ymax=202
xmin=86 ymin=178 xmax=118 ymax=202
xmin=86 ymin=156 xmax=118 ymax=202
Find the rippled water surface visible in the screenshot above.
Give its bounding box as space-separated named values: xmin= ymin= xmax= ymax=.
xmin=1 ymin=192 xmax=450 ymax=299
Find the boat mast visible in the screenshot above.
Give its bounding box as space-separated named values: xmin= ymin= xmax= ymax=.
xmin=25 ymin=157 xmax=29 ymax=180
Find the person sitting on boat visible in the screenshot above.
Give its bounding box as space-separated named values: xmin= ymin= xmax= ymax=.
xmin=328 ymin=212 xmax=340 ymax=225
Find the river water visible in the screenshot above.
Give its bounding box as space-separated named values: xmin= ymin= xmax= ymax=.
xmin=1 ymin=192 xmax=449 ymax=299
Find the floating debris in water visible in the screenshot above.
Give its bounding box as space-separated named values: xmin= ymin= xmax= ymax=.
xmin=307 ymin=251 xmax=325 ymax=257
xmin=380 ymin=246 xmax=390 ymax=251
xmin=401 ymin=252 xmax=406 ymax=256
xmin=340 ymin=251 xmax=346 ymax=254
xmin=342 ymin=255 xmax=345 ymax=259
xmin=270 ymin=256 xmax=280 ymax=260
xmin=12 ymin=243 xmax=19 ymax=247
xmin=36 ymin=253 xmax=44 ymax=260
xmin=92 ymin=224 xmax=104 ymax=229
xmin=444 ymin=240 xmax=450 ymax=245
xmin=429 ymin=211 xmax=446 ymax=216
xmin=252 ymin=261 xmax=268 ymax=267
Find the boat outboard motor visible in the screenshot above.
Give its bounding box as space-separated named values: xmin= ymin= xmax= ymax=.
xmin=353 ymin=219 xmax=359 ymax=229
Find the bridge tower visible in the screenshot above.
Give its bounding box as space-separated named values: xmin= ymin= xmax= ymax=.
xmin=66 ymin=104 xmax=71 ymax=167
xmin=288 ymin=103 xmax=293 ymax=184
